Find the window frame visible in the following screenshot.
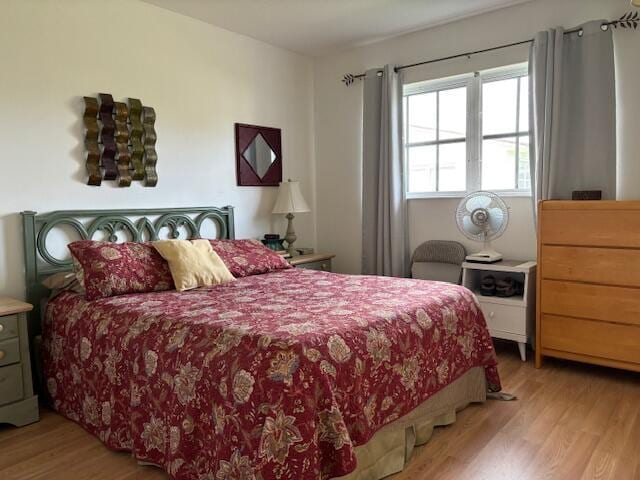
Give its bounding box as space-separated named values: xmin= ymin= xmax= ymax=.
xmin=404 ymin=63 xmax=531 ymax=199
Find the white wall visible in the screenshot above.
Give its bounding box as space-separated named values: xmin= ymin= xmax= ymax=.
xmin=0 ymin=0 xmax=315 ymax=298
xmin=314 ymin=0 xmax=640 ymax=274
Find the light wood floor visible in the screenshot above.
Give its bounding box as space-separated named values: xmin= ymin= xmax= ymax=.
xmin=1 ymin=341 xmax=639 ymax=480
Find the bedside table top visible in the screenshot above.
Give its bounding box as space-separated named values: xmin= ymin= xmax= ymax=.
xmin=462 ymin=260 xmax=536 ymax=273
xmin=288 ymin=253 xmax=335 ymax=266
xmin=0 ymin=297 xmax=33 ymax=316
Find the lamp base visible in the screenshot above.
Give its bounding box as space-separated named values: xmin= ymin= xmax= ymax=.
xmin=284 ymin=213 xmax=298 ymax=257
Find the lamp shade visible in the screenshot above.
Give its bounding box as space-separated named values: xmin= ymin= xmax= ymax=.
xmin=272 ymin=180 xmax=310 ymax=214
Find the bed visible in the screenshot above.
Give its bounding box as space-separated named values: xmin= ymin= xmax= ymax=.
xmin=22 ymin=207 xmax=500 ymax=480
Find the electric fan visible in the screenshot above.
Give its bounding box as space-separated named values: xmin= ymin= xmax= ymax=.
xmin=455 ymin=191 xmax=509 ymax=263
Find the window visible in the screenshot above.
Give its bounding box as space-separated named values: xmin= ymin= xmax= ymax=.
xmin=404 ymin=63 xmax=530 ymax=197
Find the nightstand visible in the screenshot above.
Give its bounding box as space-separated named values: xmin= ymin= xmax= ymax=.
xmin=288 ymin=253 xmax=335 ymax=272
xmin=462 ymin=261 xmax=536 ymax=362
xmin=0 ymin=297 xmax=39 ymax=426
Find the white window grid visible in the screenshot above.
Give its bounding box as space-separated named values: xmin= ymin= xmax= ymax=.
xmin=403 ymin=63 xmax=531 ymax=199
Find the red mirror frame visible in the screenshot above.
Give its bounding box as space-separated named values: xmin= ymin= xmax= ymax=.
xmin=235 ymin=123 xmax=282 ymax=187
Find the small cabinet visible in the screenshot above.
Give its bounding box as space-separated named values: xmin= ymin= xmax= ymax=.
xmin=0 ymin=298 xmax=39 ymax=427
xmin=288 ymin=253 xmax=335 ymax=272
xmin=462 ymin=260 xmax=536 ymax=361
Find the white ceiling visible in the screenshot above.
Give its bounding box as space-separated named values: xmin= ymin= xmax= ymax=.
xmin=141 ymin=0 xmax=534 ymax=56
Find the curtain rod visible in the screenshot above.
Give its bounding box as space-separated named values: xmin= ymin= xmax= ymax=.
xmin=341 ymin=12 xmax=639 ymax=86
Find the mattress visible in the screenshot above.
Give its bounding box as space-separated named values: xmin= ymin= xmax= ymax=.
xmin=43 ymin=268 xmax=499 ymax=479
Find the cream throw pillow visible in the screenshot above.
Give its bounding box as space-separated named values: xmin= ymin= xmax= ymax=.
xmin=153 ymin=239 xmax=235 ymax=291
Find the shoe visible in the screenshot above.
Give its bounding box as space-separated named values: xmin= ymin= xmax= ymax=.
xmin=480 ymin=275 xmax=496 ymax=296
xmin=496 ymin=277 xmax=517 ymax=297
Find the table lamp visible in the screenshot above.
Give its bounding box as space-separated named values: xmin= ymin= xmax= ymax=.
xmin=272 ymin=179 xmax=310 ymax=256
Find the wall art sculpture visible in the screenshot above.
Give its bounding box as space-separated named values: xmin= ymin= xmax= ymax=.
xmin=142 ymin=106 xmax=158 ymax=187
xmin=83 ymin=97 xmax=101 ymax=186
xmin=82 ymin=93 xmax=158 ymax=187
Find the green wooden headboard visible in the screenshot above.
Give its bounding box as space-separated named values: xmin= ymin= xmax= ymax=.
xmin=20 ymin=206 xmax=235 ymax=336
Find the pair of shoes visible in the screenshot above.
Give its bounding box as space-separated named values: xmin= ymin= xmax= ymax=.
xmin=480 ymin=275 xmax=496 ymax=296
xmin=496 ymin=277 xmax=518 ymax=297
xmin=480 ymin=275 xmax=522 ymax=297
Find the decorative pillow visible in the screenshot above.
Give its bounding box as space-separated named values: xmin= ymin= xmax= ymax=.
xmin=209 ymin=239 xmax=292 ymax=277
xmin=68 ymin=240 xmax=174 ymax=300
xmin=153 ymin=239 xmax=235 ymax=291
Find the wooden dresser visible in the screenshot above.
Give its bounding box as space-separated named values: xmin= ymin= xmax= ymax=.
xmin=536 ymin=201 xmax=640 ymax=372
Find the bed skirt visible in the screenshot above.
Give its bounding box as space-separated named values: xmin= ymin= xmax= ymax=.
xmin=334 ymin=366 xmax=487 ymax=480
xmin=138 ymin=367 xmax=487 ymax=479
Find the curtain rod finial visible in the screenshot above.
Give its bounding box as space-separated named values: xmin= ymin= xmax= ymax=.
xmin=611 ymin=10 xmax=639 ymax=29
xmin=342 ymin=74 xmax=356 ymax=86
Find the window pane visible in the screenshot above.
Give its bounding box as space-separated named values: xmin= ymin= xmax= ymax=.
xmin=408 ymin=145 xmax=436 ymax=193
xmin=482 ymin=78 xmax=518 ymax=135
xmin=439 ymin=87 xmax=466 ymax=140
xmin=408 ymin=93 xmax=436 ymax=143
xmin=438 ymin=142 xmax=466 ymax=191
xmin=519 ymin=76 xmax=529 ymax=133
xmin=482 ymin=137 xmax=517 ymax=190
xmin=518 ymin=135 xmax=531 ymax=190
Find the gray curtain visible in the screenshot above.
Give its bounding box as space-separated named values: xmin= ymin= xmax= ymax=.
xmin=529 ymin=20 xmax=616 ymax=215
xmin=362 ymin=65 xmax=409 ymax=277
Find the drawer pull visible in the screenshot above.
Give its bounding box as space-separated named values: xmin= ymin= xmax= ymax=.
xmin=0 ymin=376 xmax=5 ymax=384
xmin=0 ymin=324 xmax=4 ymax=333
xmin=489 ymin=311 xmax=495 ymax=318
xmin=0 ymin=351 xmax=4 ymax=361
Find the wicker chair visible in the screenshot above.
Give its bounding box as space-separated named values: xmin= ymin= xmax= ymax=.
xmin=411 ymin=240 xmax=466 ymax=284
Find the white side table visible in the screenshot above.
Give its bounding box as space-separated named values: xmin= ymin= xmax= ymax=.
xmin=462 ymin=260 xmax=536 ymax=361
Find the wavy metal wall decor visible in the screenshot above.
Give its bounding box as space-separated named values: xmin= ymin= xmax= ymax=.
xmin=83 ymin=97 xmax=102 ymax=186
xmin=114 ymin=102 xmax=132 ymax=187
xmin=142 ymin=106 xmax=158 ymax=187
xmin=128 ymin=98 xmax=145 ymax=181
xmin=83 ymin=94 xmax=158 ymax=187
xmin=98 ymin=93 xmax=118 ymax=181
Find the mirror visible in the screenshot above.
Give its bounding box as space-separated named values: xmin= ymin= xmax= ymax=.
xmin=243 ymin=133 xmax=276 ymax=179
xmin=235 ymin=123 xmax=282 ymax=186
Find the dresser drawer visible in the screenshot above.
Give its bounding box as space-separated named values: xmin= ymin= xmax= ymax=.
xmin=478 ymin=301 xmax=526 ymax=336
xmin=0 ymin=315 xmax=19 ymax=341
xmin=0 ymin=364 xmax=24 ymax=405
xmin=541 ymin=314 xmax=640 ymax=365
xmin=541 ymin=245 xmax=640 ymax=287
xmin=540 ymin=208 xmax=640 ymax=248
xmin=0 ymin=338 xmax=21 ymax=367
xmin=296 ymin=259 xmax=332 ymax=272
xmin=542 ymin=280 xmax=640 ymax=327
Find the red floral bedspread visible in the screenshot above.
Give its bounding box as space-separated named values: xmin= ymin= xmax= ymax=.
xmin=43 ymin=269 xmax=500 ymax=480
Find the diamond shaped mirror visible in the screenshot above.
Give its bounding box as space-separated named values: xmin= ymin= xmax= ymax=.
xmin=235 ymin=123 xmax=282 ymax=186
xmin=242 ymin=133 xmax=276 ymax=179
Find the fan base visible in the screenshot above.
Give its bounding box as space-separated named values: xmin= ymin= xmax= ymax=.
xmin=465 ymin=252 xmax=503 ymax=263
